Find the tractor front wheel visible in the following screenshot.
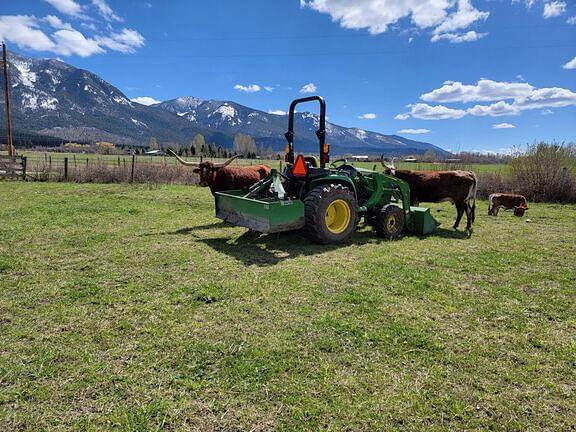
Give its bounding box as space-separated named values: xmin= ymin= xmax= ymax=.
xmin=374 ymin=205 xmax=404 ymax=239
xmin=304 ymin=184 xmax=358 ymax=244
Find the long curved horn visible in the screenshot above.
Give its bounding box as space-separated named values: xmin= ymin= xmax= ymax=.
xmin=380 ymin=154 xmax=394 ymax=169
xmin=166 ymin=148 xmax=199 ymax=167
xmin=213 ymin=154 xmax=243 ymax=168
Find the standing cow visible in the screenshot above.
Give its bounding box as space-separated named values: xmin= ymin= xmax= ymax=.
xmin=488 ymin=193 xmax=528 ymax=216
xmin=381 ymin=158 xmax=478 ymax=230
xmin=167 ymin=149 xmax=271 ymax=195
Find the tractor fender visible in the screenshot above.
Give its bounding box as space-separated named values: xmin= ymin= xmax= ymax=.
xmin=307 ymin=175 xmax=358 ymax=201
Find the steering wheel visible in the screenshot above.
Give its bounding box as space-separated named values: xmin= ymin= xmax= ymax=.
xmin=330 ymin=158 xmax=348 ymax=168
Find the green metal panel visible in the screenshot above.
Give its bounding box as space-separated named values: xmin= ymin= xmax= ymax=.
xmin=215 ymin=190 xmax=305 ymax=234
xmin=408 ymin=206 xmax=440 ymax=235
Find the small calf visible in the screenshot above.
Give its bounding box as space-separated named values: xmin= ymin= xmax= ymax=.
xmin=488 ymin=193 xmax=529 ymax=217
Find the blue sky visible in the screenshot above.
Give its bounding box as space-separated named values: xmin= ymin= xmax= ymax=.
xmin=1 ymin=0 xmax=575 ymax=153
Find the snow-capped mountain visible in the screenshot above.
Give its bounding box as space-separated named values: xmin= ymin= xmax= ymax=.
xmin=156 ymin=98 xmax=451 ymax=156
xmin=2 ymin=53 xmax=219 ymax=146
xmin=3 ymin=52 xmax=450 ymax=156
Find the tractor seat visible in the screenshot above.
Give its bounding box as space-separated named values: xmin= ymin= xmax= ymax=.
xmin=304 ymin=156 xmax=320 ymax=168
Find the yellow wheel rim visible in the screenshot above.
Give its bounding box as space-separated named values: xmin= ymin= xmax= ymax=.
xmin=325 ymin=199 xmax=351 ymax=234
xmin=387 ymin=214 xmax=397 ymax=231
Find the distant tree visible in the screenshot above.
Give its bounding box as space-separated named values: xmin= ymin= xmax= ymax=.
xmin=233 ymin=133 xmax=257 ymax=156
xmin=191 ymin=134 xmax=205 ymax=155
xmin=423 ymin=150 xmax=437 ymax=163
xmin=148 ymin=137 xmax=159 ymax=150
xmin=95 ymin=141 xmax=117 ymax=155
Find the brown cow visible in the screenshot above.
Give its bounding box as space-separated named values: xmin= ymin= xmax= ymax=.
xmin=488 ymin=193 xmax=528 ymax=216
xmin=381 ymin=158 xmax=478 ymax=230
xmin=167 ymin=149 xmax=271 ymax=195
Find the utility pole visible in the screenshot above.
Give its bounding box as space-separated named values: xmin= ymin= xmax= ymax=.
xmin=2 ymin=42 xmax=15 ymax=157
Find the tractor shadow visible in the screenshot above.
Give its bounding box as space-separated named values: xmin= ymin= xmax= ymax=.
xmin=141 ymin=222 xmax=227 ymax=237
xmin=197 ymin=223 xmax=470 ymax=267
xmin=197 ymin=229 xmax=380 ymax=266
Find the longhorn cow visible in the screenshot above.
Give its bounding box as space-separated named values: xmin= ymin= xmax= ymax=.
xmin=167 ymin=149 xmax=271 ymax=195
xmin=381 ymin=158 xmax=478 ymax=230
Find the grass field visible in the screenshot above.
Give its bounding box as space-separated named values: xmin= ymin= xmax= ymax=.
xmin=0 ymin=182 xmax=574 ymax=430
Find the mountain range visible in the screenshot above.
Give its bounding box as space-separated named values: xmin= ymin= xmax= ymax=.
xmin=1 ymin=51 xmax=450 ymax=157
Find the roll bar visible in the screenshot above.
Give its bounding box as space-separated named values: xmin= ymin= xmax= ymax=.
xmin=284 ymin=96 xmax=329 ymax=168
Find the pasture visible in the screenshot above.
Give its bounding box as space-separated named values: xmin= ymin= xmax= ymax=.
xmin=0 ymin=182 xmax=574 ymax=430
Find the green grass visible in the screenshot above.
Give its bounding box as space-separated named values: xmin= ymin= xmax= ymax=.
xmin=0 ymin=182 xmax=574 ymax=430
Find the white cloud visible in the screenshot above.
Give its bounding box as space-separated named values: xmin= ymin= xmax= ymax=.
xmin=394 ymin=113 xmax=410 ymax=120
xmin=0 ymin=15 xmax=145 ymax=57
xmin=43 ymin=0 xmax=86 ymax=18
xmin=301 ymin=0 xmax=489 ymax=40
xmin=92 ymin=0 xmax=123 ymax=22
xmin=567 ymin=16 xmax=576 ymax=24
xmin=299 ymin=82 xmax=317 ymax=93
xmin=358 ymin=113 xmax=377 ymax=119
xmin=233 ymin=84 xmax=261 ymax=93
xmin=431 ymin=30 xmax=487 ymax=43
xmin=403 ymin=79 xmax=576 ymax=120
xmin=97 ymin=28 xmax=145 ymax=53
xmin=268 ymin=109 xmax=287 ymax=115
xmin=131 ymin=96 xmax=160 ymax=106
xmin=543 ymin=1 xmax=566 ymax=18
xmin=52 ymin=29 xmax=104 ymax=56
xmin=44 ymin=15 xmax=73 ymax=30
xmin=421 ymin=78 xmax=534 ymax=103
xmin=397 ymin=128 xmax=430 ymax=134
xmin=562 ymin=56 xmax=576 ymax=70
xmin=432 ymin=0 xmax=489 ymax=35
xmin=493 ymin=123 xmax=515 ymax=129
xmin=0 ymin=15 xmax=56 ymax=52
xmin=409 ymin=103 xmax=467 ymax=120
xmin=467 ymin=101 xmax=518 ymax=116
xmin=541 ymin=109 xmax=553 ymax=115
xmin=263 ymin=86 xmax=274 ymax=92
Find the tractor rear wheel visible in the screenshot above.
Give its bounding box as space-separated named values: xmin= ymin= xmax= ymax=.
xmin=304 ymin=184 xmax=358 ymax=244
xmin=374 ymin=204 xmax=404 ymax=239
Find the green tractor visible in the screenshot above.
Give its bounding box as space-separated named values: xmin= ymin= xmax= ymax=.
xmin=215 ymin=96 xmax=439 ymax=243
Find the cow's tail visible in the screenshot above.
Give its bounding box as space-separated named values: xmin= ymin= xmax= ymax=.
xmin=468 ymin=172 xmax=478 ymax=223
xmin=488 ymin=193 xmax=494 ymax=215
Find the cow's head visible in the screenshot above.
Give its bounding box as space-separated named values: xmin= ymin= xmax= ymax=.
xmin=380 ymin=155 xmax=397 ymax=175
xmin=513 ymin=205 xmax=528 ymax=217
xmin=166 ymin=149 xmax=242 ymax=186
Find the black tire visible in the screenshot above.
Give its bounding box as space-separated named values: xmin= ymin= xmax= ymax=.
xmin=374 ymin=204 xmax=404 ymax=240
xmin=304 ymin=184 xmax=358 ymax=244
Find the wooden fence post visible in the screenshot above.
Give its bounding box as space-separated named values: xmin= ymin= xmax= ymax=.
xmin=130 ymin=154 xmax=136 ymax=182
xmin=49 ymin=155 xmax=52 ymax=171
xmin=117 ymin=156 xmax=120 ymax=167
xmin=73 ymin=154 xmax=77 ymax=167
xmin=64 ymin=157 xmax=68 ymax=180
xmin=86 ymin=158 xmax=89 ymax=166
xmin=22 ymin=156 xmax=27 ymax=180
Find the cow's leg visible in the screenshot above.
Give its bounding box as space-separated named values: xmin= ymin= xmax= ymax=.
xmin=465 ymin=202 xmax=473 ymax=230
xmin=453 ymin=202 xmax=465 ymax=229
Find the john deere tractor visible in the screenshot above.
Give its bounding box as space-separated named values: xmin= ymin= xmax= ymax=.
xmin=214 ymin=96 xmax=438 ymax=243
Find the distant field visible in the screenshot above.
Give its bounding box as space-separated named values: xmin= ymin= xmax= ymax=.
xmin=0 ymin=182 xmax=573 ymax=430
xmin=3 ymin=150 xmax=509 ymax=174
